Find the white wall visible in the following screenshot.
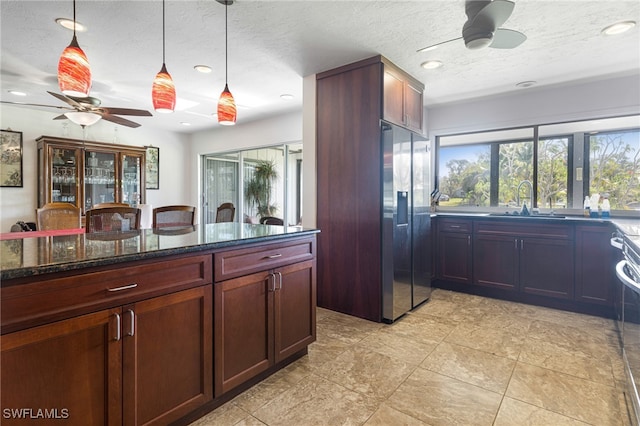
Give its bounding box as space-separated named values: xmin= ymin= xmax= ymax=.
xmin=0 ymin=105 xmax=189 ymax=231
xmin=426 ymin=73 xmax=640 ymax=138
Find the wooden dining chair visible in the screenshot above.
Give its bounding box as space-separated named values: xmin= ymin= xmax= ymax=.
xmin=36 ymin=202 xmax=81 ymax=230
xmin=152 ymin=205 xmax=196 ymax=228
xmin=259 ymin=216 xmax=284 ymax=226
xmin=85 ymin=207 xmax=141 ymax=233
xmin=93 ymin=202 xmax=130 ymax=208
xmin=215 ymin=203 xmax=235 ymax=223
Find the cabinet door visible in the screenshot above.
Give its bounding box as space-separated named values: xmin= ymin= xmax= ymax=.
xmin=437 ymin=232 xmax=472 ymax=284
xmin=474 ymin=234 xmax=518 ymax=291
xmin=404 ymin=81 xmax=423 ymax=132
xmin=274 ymin=260 xmax=316 ymax=363
xmin=41 ymin=145 xmax=82 ymax=208
xmin=1 ymin=308 xmax=122 ymax=426
xmin=214 ymin=271 xmax=273 ymax=396
xmin=575 ymin=225 xmax=613 ymax=305
xmin=123 ymin=286 xmax=212 ymax=426
xmin=85 ymin=150 xmax=117 ymax=211
xmin=383 ymin=68 xmax=405 ymax=126
xmin=120 ymin=152 xmax=145 ymax=207
xmin=520 ymin=237 xmax=574 ymax=299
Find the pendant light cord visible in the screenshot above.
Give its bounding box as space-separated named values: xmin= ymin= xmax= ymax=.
xmin=72 ymin=0 xmax=77 ymax=37
xmin=162 ymin=0 xmax=166 ymax=64
xmin=225 ymin=2 xmax=228 ymax=84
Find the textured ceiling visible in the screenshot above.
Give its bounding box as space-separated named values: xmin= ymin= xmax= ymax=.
xmin=1 ymin=0 xmax=639 ymax=133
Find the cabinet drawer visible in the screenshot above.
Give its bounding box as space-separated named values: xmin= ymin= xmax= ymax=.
xmin=475 ymin=220 xmax=573 ymax=239
xmin=215 ymin=237 xmax=315 ymax=281
xmin=438 ymin=218 xmax=472 ymax=233
xmin=1 ymin=254 xmax=212 ymax=334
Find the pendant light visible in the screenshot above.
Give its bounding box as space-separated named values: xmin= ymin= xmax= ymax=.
xmin=217 ymin=0 xmax=236 ymax=126
xmin=58 ymin=0 xmax=91 ymax=97
xmin=152 ymin=0 xmax=176 ymax=113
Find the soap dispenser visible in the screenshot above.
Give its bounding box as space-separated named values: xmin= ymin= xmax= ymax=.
xmin=520 ymin=202 xmax=529 ymax=216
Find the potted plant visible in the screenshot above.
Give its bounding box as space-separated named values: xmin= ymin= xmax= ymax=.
xmin=245 ymin=160 xmax=278 ymax=218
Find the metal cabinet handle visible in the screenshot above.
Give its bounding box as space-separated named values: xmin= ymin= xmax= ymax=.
xmin=467 ymin=235 xmax=471 ymax=245
xmin=520 ymin=240 xmax=524 ymax=250
xmin=113 ymin=313 xmax=121 ymax=341
xmin=276 ymin=271 xmax=283 ymax=290
xmin=514 ymin=239 xmax=518 ymax=249
xmin=267 ymin=273 xmax=276 ymax=292
xmin=450 ymin=225 xmax=461 ymax=228
xmin=107 ymin=283 xmax=138 ymax=292
xmin=263 ymin=254 xmax=282 ymax=259
xmin=126 ymin=309 xmax=135 ymax=337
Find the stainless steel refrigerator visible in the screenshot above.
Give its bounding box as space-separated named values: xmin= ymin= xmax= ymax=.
xmin=381 ymin=122 xmax=432 ymax=322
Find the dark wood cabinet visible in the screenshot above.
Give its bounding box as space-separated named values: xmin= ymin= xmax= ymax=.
xmin=473 ymin=221 xmax=574 ymax=300
xmin=575 ymin=224 xmax=615 ymax=306
xmin=1 ymin=254 xmax=213 ymax=426
xmin=316 ymin=56 xmax=425 ymax=322
xmin=383 ymin=61 xmax=424 ymax=133
xmin=214 ymin=239 xmax=316 ymax=396
xmin=436 ymin=218 xmax=473 ymax=284
xmin=123 ymin=286 xmax=212 ymax=426
xmin=1 ymin=308 xmax=121 ymax=425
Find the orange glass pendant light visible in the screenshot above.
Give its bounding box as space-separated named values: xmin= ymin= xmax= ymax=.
xmin=58 ymin=0 xmax=91 ymax=97
xmin=217 ymin=84 xmax=236 ymax=125
xmin=217 ymin=0 xmax=236 ymax=125
xmin=152 ymin=0 xmax=175 ymax=113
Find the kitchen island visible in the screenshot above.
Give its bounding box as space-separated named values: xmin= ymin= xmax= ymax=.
xmin=0 ymin=223 xmax=318 ymax=426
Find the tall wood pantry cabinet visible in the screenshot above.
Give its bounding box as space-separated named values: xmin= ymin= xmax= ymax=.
xmin=316 ymin=55 xmax=425 ymax=322
xmin=37 ymin=136 xmax=146 ymax=214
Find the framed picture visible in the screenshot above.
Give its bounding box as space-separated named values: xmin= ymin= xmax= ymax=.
xmin=145 ymin=146 xmax=159 ymax=190
xmin=0 ymin=129 xmax=23 ymax=187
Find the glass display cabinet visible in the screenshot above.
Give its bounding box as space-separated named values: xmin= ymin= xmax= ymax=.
xmin=37 ymin=136 xmax=146 ymax=214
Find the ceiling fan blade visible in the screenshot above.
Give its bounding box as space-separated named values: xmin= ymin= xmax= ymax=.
xmin=100 ymin=113 xmax=141 ymax=128
xmin=490 ymin=28 xmax=527 ymax=49
xmin=0 ymin=100 xmax=73 ymax=111
xmin=101 ymin=107 xmax=152 ymax=117
xmin=47 ymin=91 xmax=84 ymax=109
xmin=469 ymin=0 xmax=515 ymax=30
xmin=417 ymin=36 xmax=463 ymax=53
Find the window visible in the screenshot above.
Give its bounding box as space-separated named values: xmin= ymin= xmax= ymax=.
xmin=588 ymin=129 xmax=640 ymax=210
xmin=437 ymin=115 xmax=638 ymax=213
xmin=201 ymin=143 xmax=303 ymax=225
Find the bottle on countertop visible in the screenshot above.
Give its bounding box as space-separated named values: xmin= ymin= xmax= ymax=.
xmin=583 ymin=196 xmax=590 ymax=217
xmin=601 ymin=194 xmax=611 ymax=218
xmin=590 ymin=193 xmax=600 ymax=217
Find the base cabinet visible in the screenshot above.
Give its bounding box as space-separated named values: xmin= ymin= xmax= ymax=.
xmin=0 ymin=286 xmax=211 ymax=426
xmin=436 ymin=219 xmax=472 ymax=284
xmin=214 ymin=239 xmax=316 ymax=397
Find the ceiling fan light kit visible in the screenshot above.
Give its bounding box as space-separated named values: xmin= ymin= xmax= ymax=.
xmin=58 ymin=0 xmax=91 ymax=97
xmin=65 ymin=111 xmax=101 ymax=126
xmin=152 ymin=0 xmax=176 ymax=113
xmin=217 ymin=0 xmax=237 ymax=126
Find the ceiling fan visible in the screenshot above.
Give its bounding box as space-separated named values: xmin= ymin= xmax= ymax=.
xmin=1 ymin=91 xmax=152 ymax=128
xmin=418 ymin=0 xmax=527 ymax=52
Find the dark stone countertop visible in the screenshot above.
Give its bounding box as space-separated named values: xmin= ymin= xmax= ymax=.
xmin=0 ymin=223 xmax=319 ymax=281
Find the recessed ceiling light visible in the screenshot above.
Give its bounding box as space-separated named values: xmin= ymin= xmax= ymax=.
xmin=516 ymin=81 xmax=537 ymax=88
xmin=55 ymin=18 xmax=87 ymax=32
xmin=280 ymin=94 xmax=294 ymax=100
xmin=8 ymin=90 xmax=26 ymax=96
xmin=601 ymin=20 xmax=636 ymax=36
xmin=421 ymin=60 xmax=442 ymax=70
xmin=180 ymin=122 xmax=192 ymax=126
xmin=194 ymin=65 xmax=212 ymax=73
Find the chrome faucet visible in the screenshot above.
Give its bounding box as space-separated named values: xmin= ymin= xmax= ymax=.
xmin=516 ymin=180 xmax=533 ymax=207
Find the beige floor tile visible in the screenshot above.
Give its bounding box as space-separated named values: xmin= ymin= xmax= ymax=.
xmin=386 ymin=368 xmax=502 ymax=426
xmin=316 ymin=313 xmax=382 ymax=345
xmin=306 ymin=333 xmax=352 ymax=369
xmin=518 ymin=337 xmax=616 ymax=386
xmin=314 ymin=345 xmax=416 ymax=401
xmin=252 ymin=374 xmax=378 ymax=426
xmin=445 ymin=321 xmax=526 ymax=360
xmin=357 ymin=329 xmax=437 ymax=365
xmin=429 ymin=289 xmax=486 ymax=306
xmin=188 ymin=402 xmax=252 ymax=425
xmin=379 ymin=311 xmax=457 ymax=345
xmin=363 ymin=403 xmax=428 ymax=426
xmin=506 ymin=362 xmax=621 ymax=425
xmin=420 ymin=341 xmax=516 ymax=393
xmin=494 ymin=397 xmax=589 ymax=425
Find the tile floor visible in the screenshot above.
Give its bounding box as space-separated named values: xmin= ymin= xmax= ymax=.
xmin=190 ymin=289 xmax=632 ymax=426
